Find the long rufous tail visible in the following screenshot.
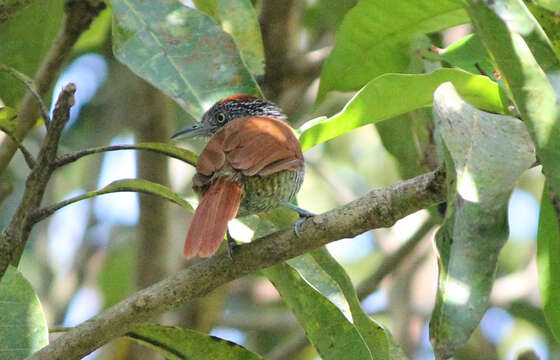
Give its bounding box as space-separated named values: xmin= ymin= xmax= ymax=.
xmin=184 ymin=179 xmax=242 ymax=258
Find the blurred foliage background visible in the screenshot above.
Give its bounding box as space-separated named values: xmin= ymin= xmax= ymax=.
xmin=0 ymin=0 xmax=557 ymax=359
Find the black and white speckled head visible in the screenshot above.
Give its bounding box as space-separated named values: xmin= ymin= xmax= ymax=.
xmin=172 ymin=95 xmax=287 ymax=139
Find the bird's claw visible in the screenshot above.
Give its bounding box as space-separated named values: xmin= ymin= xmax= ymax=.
xmin=282 ymin=203 xmax=315 ymax=238
xmin=294 ymin=217 xmax=306 ymax=237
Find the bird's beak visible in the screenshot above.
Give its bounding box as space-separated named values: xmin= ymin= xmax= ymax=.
xmin=171 ymin=121 xmax=212 ymax=140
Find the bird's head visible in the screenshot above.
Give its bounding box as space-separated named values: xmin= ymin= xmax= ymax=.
xmin=172 ymin=95 xmax=286 ymax=139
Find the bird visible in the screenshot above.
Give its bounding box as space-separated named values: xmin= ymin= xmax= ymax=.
xmin=172 ymin=95 xmax=309 ymax=258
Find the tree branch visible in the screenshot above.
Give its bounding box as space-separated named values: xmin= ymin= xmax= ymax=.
xmin=0 ymin=124 xmax=36 ymax=169
xmin=28 ymin=169 xmax=446 ymax=360
xmin=259 ymin=0 xmax=299 ymax=101
xmin=0 ymin=0 xmax=105 ymax=175
xmin=0 ymin=83 xmax=76 ymax=279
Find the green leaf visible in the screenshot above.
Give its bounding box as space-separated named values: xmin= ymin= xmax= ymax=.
xmin=465 ymin=0 xmax=560 ymax=222
xmin=72 ymin=7 xmax=112 ymax=53
xmin=299 ymin=68 xmax=508 ymax=151
xmin=97 ymin=244 xmax=135 ymax=309
xmin=376 ymin=110 xmax=432 ymax=179
xmin=110 ymin=0 xmax=260 ymax=119
xmin=309 ymin=248 xmax=395 ymax=359
xmin=192 ymin=0 xmax=218 ymax=19
xmin=78 ymin=178 xmax=192 ymax=210
xmin=263 ymin=263 xmax=374 ymax=360
xmin=240 ymin=206 xmax=396 ymax=358
xmin=430 ymin=34 xmax=496 ymax=80
xmin=38 ymin=179 xmax=192 ymax=223
xmin=65 ymin=142 xmax=198 ymax=167
xmin=533 ymin=0 xmax=560 ymax=13
xmin=317 ymin=0 xmax=469 ymax=101
xmin=483 ymin=0 xmax=560 ymax=72
xmin=194 ymin=0 xmax=264 ymax=75
xmin=0 ymin=106 xmax=18 ymax=134
xmin=303 ymin=0 xmax=357 ymax=32
xmin=525 ymin=2 xmax=560 ymax=57
xmin=537 ymin=184 xmax=560 ymax=342
xmin=0 ymin=0 xmax=65 ymax=107
xmin=127 ymin=323 xmax=263 ymax=360
xmin=430 ymin=83 xmax=535 ymax=359
xmin=0 ymin=265 xmax=48 ymax=359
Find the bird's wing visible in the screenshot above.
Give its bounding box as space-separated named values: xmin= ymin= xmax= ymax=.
xmin=195 ymin=117 xmax=303 ymax=183
xmin=223 ymin=117 xmax=303 ymax=176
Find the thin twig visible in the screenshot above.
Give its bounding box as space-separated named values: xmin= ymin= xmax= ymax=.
xmin=357 ymin=217 xmax=437 ymax=300
xmin=28 ymin=169 xmax=446 ymax=360
xmin=0 ymin=64 xmax=51 ymax=128
xmin=474 ymin=62 xmax=489 ymax=77
xmin=0 ymin=84 xmax=76 ymax=279
xmin=0 ymin=124 xmax=36 ymax=169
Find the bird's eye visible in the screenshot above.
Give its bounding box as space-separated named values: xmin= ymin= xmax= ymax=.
xmin=215 ymin=113 xmax=226 ymax=124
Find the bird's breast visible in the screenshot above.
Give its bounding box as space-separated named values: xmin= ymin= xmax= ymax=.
xmin=238 ymin=166 xmax=305 ymax=217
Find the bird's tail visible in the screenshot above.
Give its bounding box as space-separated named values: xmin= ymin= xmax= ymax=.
xmin=184 ymin=179 xmax=242 ymax=258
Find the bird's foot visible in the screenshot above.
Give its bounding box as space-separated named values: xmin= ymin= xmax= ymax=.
xmin=227 ymin=230 xmax=238 ymax=259
xmin=282 ymin=202 xmax=315 ymax=237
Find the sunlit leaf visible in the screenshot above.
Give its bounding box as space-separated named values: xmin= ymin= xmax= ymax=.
xmin=127 ymin=323 xmax=262 ymax=360
xmin=317 ymin=0 xmax=469 ymax=101
xmin=110 ymin=0 xmax=260 ymax=118
xmin=0 ymin=266 xmax=48 ymax=359
xmin=264 ymin=263 xmax=374 ymax=360
xmin=194 ymin=0 xmax=264 ymax=75
xmin=477 ymin=0 xmax=560 ymax=73
xmin=309 ymin=248 xmax=396 ymax=359
xmin=430 ymin=83 xmax=535 ymax=359
xmin=303 ymin=0 xmax=357 ymax=32
xmin=427 ymin=34 xmax=496 ymax=80
xmin=299 ymin=68 xmax=508 ymax=151
xmin=73 ymin=7 xmax=112 ymax=53
xmin=537 ymin=184 xmax=560 ymax=342
xmin=533 ymin=0 xmax=560 ymax=13
xmin=465 ymin=0 xmax=560 ymax=222
xmin=525 ymin=2 xmax=560 ymax=57
xmin=0 ymin=106 xmax=18 ymax=134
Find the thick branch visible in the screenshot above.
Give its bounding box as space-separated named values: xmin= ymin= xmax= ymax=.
xmin=132 ymin=79 xmax=171 ymax=289
xmin=28 ymin=169 xmax=446 ymax=360
xmin=259 ymin=0 xmax=299 ymax=101
xmin=0 ymin=0 xmax=105 ymax=175
xmin=0 ymin=84 xmax=75 ymax=279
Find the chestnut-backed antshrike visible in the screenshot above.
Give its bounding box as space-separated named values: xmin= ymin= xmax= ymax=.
xmin=173 ymin=95 xmax=308 ymax=258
